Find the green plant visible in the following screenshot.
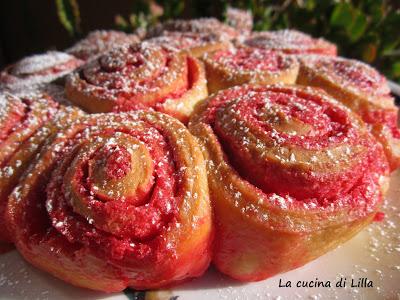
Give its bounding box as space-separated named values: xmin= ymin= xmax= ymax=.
xmin=55 ymin=0 xmax=400 ymax=83
xmin=55 ymin=0 xmax=81 ymax=36
xmin=115 ymin=0 xmax=164 ymax=32
xmin=246 ymin=0 xmax=400 ymax=83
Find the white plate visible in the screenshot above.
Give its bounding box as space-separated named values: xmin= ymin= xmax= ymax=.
xmin=1 ymin=168 xmax=399 ymax=300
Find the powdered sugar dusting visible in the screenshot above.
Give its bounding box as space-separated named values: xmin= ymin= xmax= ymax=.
xmin=143 ymin=31 xmax=229 ymax=56
xmin=205 ymin=46 xmax=296 ymax=73
xmin=243 ymin=30 xmax=337 ymax=56
xmin=300 ymin=55 xmax=391 ymax=96
xmin=146 ymin=18 xmax=240 ymax=40
xmin=189 ymin=84 xmax=388 ymax=228
xmin=66 ymin=30 xmax=140 ymax=61
xmin=0 ymin=51 xmax=82 ymax=92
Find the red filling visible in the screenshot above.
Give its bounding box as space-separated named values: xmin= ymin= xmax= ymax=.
xmin=104 ymin=146 xmax=132 ymax=180
xmin=202 ymin=86 xmax=388 ymax=206
xmin=332 ymin=60 xmax=388 ymax=94
xmin=0 ymin=97 xmax=57 ymax=167
xmin=373 ymin=211 xmax=385 ymax=222
xmin=42 ymin=123 xmax=180 ymax=261
xmin=0 ymin=99 xmax=26 ymax=143
xmin=82 ymin=46 xmax=193 ymax=112
xmin=212 ymin=48 xmax=284 ymax=71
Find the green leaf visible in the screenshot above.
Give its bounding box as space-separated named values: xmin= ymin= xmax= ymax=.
xmin=55 ymin=0 xmax=81 ymax=37
xmin=115 ymin=15 xmax=129 ymax=31
xmin=382 ymin=39 xmax=400 ymax=56
xmin=362 ymin=43 xmax=377 ymax=63
xmin=254 ymin=7 xmax=272 ymax=31
xmin=391 ymin=62 xmax=400 ymax=77
xmin=304 ymin=0 xmax=316 ymax=11
xmin=330 ymin=2 xmax=353 ymax=27
xmin=123 ymin=289 xmax=146 ymax=300
xmin=366 ymin=1 xmax=384 ymax=24
xmin=348 ymin=10 xmax=367 ymax=42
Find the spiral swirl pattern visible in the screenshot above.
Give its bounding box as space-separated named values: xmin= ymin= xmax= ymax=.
xmin=203 ymin=46 xmax=299 ymax=93
xmin=297 ymin=55 xmax=400 ymax=170
xmin=0 ymin=91 xmax=82 ymax=244
xmin=7 ymin=111 xmax=211 ymax=291
xmin=0 ymin=92 xmax=58 ymax=243
xmin=243 ymin=30 xmax=337 ymax=56
xmin=0 ymin=52 xmax=83 ymax=92
xmin=66 ymin=43 xmax=207 ymax=123
xmin=189 ymin=85 xmax=389 ymax=281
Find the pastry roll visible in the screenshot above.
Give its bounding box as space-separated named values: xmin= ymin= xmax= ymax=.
xmin=189 ymin=84 xmax=389 ymax=282
xmin=297 ymin=55 xmax=400 ymax=170
xmin=66 ymin=43 xmax=208 ymax=123
xmin=6 ymin=111 xmax=212 ymax=291
xmin=203 ymin=46 xmax=298 ymax=93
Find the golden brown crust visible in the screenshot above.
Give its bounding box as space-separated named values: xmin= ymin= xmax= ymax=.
xmin=203 ymin=46 xmax=299 ymax=93
xmin=297 ymin=55 xmax=400 ymax=170
xmin=143 ymin=31 xmax=232 ymax=58
xmin=0 ymin=52 xmax=83 ymax=92
xmin=189 ymin=84 xmax=389 ymax=281
xmin=0 ymin=91 xmax=83 ymax=244
xmin=65 ymin=44 xmax=208 ymax=123
xmin=7 ymin=111 xmax=212 ymax=291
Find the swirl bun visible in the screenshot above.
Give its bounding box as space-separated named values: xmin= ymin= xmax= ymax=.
xmin=203 ymin=46 xmax=299 ymax=93
xmin=189 ymin=85 xmax=389 ymax=281
xmin=297 ymin=55 xmax=400 ymax=170
xmin=0 ymin=52 xmax=83 ymax=92
xmin=243 ymin=30 xmax=337 ymax=56
xmin=7 ymin=111 xmax=212 ymax=291
xmin=66 ymin=30 xmax=140 ymax=61
xmin=66 ymin=43 xmax=208 ymax=123
xmin=0 ymin=91 xmax=83 ymax=244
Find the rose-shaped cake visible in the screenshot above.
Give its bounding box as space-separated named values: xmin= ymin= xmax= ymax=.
xmin=6 ymin=111 xmax=212 ymax=291
xmin=189 ymin=85 xmax=389 ymax=281
xmin=243 ymin=30 xmax=337 ymax=56
xmin=0 ymin=51 xmax=83 ymax=92
xmin=297 ymin=55 xmax=400 ymax=170
xmin=0 ymin=91 xmax=82 ymax=245
xmin=203 ymin=46 xmax=299 ymax=93
xmin=66 ymin=30 xmax=140 ymax=61
xmin=66 ymin=43 xmax=207 ymax=123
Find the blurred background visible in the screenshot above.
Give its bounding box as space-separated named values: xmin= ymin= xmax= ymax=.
xmin=0 ymin=0 xmax=400 ymax=83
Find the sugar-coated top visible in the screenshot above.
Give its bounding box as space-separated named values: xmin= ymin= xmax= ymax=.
xmin=144 ymin=31 xmax=227 ymax=52
xmin=189 ymin=85 xmax=388 ymax=225
xmin=300 ymin=55 xmax=391 ymax=97
xmin=244 ymin=30 xmax=337 ymax=55
xmin=146 ymin=18 xmax=240 ymax=40
xmin=0 ymin=51 xmax=82 ymax=92
xmin=66 ymin=30 xmax=140 ymax=61
xmin=205 ymin=46 xmax=295 ymax=73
